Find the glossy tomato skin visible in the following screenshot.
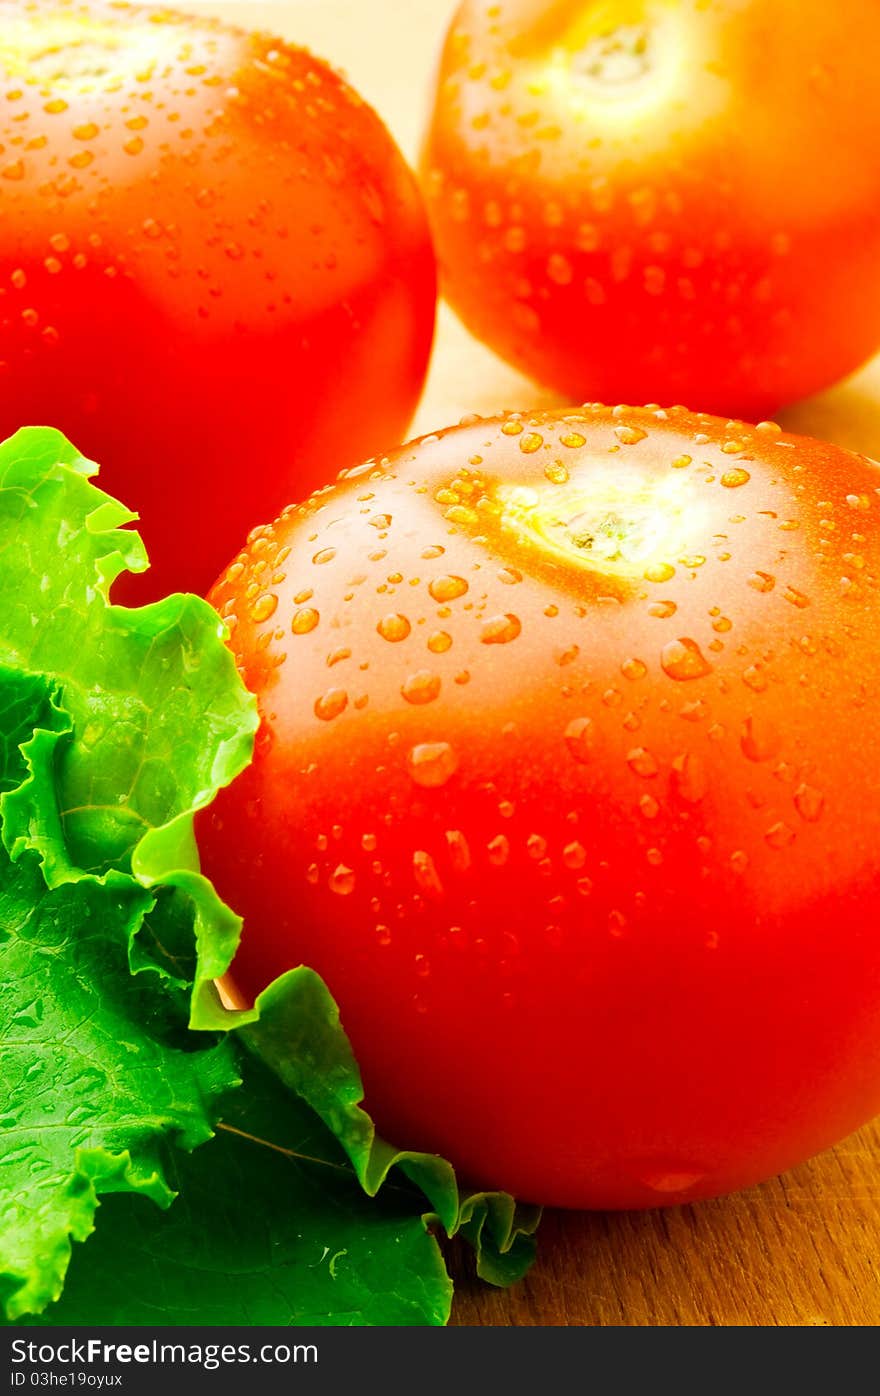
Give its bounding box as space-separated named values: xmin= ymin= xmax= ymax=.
xmin=0 ymin=1 xmax=435 ymax=601
xmin=199 ymin=405 xmax=880 ymax=1208
xmin=422 ymin=0 xmax=880 ymax=417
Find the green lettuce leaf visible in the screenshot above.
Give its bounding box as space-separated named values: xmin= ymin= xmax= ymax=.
xmin=0 ymin=426 xmax=539 ymax=1324
xmin=0 ymin=663 xmax=239 ymax=1321
xmin=222 ymin=972 xmax=541 ymax=1287
xmin=16 ymin=1052 xmax=452 ymax=1327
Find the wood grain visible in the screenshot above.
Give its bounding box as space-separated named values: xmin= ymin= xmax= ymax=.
xmin=198 ymin=0 xmax=880 ymax=1327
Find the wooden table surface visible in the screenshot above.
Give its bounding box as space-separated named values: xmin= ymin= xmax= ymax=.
xmin=196 ymin=0 xmax=880 ymax=1327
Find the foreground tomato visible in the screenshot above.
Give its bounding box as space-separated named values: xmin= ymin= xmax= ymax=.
xmin=422 ymin=0 xmax=880 ymax=417
xmin=0 ymin=0 xmax=435 ymax=600
xmin=199 ymin=405 xmax=880 ymax=1208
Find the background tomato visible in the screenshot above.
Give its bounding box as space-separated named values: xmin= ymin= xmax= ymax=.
xmin=198 ymin=404 xmax=880 ymax=1209
xmin=0 ymin=0 xmax=435 ymax=600
xmin=421 ymin=0 xmax=880 ymax=419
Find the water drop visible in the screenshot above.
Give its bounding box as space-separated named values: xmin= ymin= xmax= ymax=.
xmin=614 ymin=425 xmax=646 ymax=445
xmin=292 ymin=606 xmax=319 ymax=634
xmin=519 ymin=432 xmax=543 ymax=454
xmin=621 ymin=657 xmax=647 ymax=680
xmin=794 ymin=783 xmax=824 ymax=822
xmin=413 ymin=851 xmax=443 ymax=896
xmin=721 ymin=468 xmax=750 ymax=488
xmin=627 ymin=747 xmax=659 ymax=778
xmin=648 ymin=599 xmax=677 ymax=619
xmin=429 ymin=574 xmax=469 ymax=602
xmin=314 ymin=688 xmax=348 ymax=721
xmin=407 ymin=742 xmax=458 ymax=788
xmin=644 ymin=562 xmax=675 ymax=583
xmin=742 ymin=664 xmax=768 ymax=693
xmin=488 ymin=834 xmax=510 ymax=865
xmin=564 ymin=716 xmax=595 ymax=762
xmin=544 ymin=461 xmax=569 ymax=484
xmin=446 ymin=829 xmax=471 ymax=871
xmin=481 ymin=613 xmax=522 ymax=644
xmin=671 ymin=752 xmax=707 ymax=803
xmin=251 ymin=593 xmax=277 ymax=623
xmin=660 ymin=638 xmax=711 ymax=681
xmin=765 ymin=821 xmax=795 ymax=849
xmin=329 ymin=864 xmax=355 ymax=895
xmin=401 ymin=670 xmax=441 ymax=705
xmin=740 ymin=715 xmax=780 ymax=762
xmin=748 ymin=571 xmax=775 ymax=593
xmin=377 ymin=612 xmax=411 ymax=642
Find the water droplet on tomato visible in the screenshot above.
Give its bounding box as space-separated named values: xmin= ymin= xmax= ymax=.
xmin=556 ymin=644 xmax=579 ymax=667
xmin=429 ymin=574 xmax=469 ymax=602
xmin=742 ymin=664 xmax=768 ymax=693
xmin=608 ymin=908 xmax=628 ymax=936
xmin=627 ymin=747 xmax=659 ymax=778
xmin=427 ymin=630 xmax=452 ymax=653
xmin=329 ymin=864 xmax=355 ymax=895
xmin=487 ymin=834 xmax=510 ymax=866
xmin=314 ymin=688 xmax=348 ymax=721
xmin=634 ymin=1166 xmax=707 ymax=1195
xmin=292 ymin=607 xmax=319 ymax=634
xmin=794 ymin=783 xmax=824 ymax=822
xmin=740 ymin=715 xmax=780 ymax=762
xmin=250 ymin=594 xmax=277 ymax=623
xmin=413 ymin=851 xmax=443 ymax=897
xmin=407 ymin=742 xmax=458 ymax=788
xmin=564 ymin=716 xmax=595 ymax=762
xmin=377 ymin=612 xmax=411 ymax=642
xmin=401 ymin=670 xmax=441 ymax=705
xmin=765 ymin=821 xmax=795 ymax=849
xmin=446 ymin=829 xmax=471 ymax=871
xmin=481 ymin=613 xmax=521 ymax=644
xmin=748 ymin=570 xmax=775 ymax=593
xmin=648 ymin=598 xmax=677 ymax=618
xmin=614 ymin=425 xmax=646 ymax=445
xmin=671 ymin=752 xmax=708 ymax=802
xmin=660 ymin=638 xmax=711 ymax=681
xmin=544 ymin=461 xmax=569 ymax=485
xmin=621 ymin=657 xmax=647 ymax=680
xmin=721 ymin=467 xmax=750 ymax=488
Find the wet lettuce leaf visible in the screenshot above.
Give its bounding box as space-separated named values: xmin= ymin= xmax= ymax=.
xmin=0 ymin=428 xmax=538 ymax=1326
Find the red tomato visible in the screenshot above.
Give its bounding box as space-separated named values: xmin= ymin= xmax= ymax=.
xmin=421 ymin=0 xmax=880 ymax=418
xmin=199 ymin=405 xmax=880 ymax=1208
xmin=0 ymin=0 xmax=435 ymax=601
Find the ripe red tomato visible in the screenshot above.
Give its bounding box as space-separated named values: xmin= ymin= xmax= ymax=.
xmin=199 ymin=405 xmax=880 ymax=1208
xmin=0 ymin=0 xmax=435 ymax=601
xmin=421 ymin=0 xmax=880 ymax=418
